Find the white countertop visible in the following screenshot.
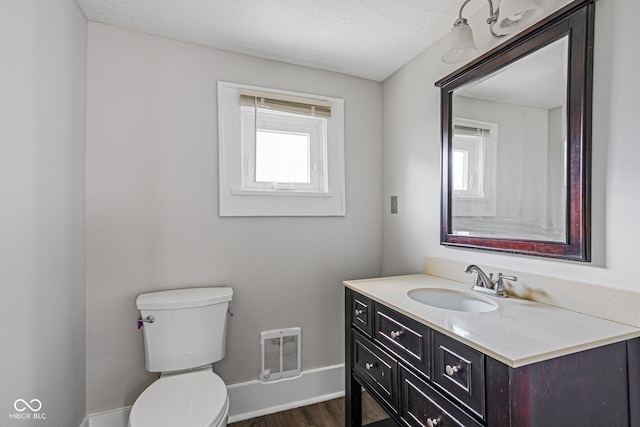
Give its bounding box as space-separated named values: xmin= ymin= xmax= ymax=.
xmin=344 ymin=274 xmax=640 ymax=367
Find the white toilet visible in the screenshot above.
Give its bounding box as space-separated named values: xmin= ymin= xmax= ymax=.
xmin=129 ymin=287 xmax=233 ymax=427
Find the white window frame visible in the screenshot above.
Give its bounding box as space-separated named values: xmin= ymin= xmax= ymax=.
xmin=218 ymin=81 xmax=345 ymax=217
xmin=452 ymin=133 xmax=485 ymax=198
xmin=240 ymin=107 xmax=327 ymax=192
xmin=451 ymin=118 xmax=498 ymax=217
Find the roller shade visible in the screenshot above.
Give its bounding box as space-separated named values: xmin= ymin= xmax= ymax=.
xmin=240 ymin=89 xmax=332 ymax=118
xmin=453 ymin=124 xmax=490 ymax=136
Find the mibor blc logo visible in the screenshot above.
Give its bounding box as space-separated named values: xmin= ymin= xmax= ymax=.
xmin=9 ymin=398 xmax=46 ymax=421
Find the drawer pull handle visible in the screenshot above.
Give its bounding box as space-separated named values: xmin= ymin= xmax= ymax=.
xmin=354 ymin=309 xmax=364 ymax=316
xmin=390 ymin=330 xmax=403 ymax=339
xmin=365 ymin=362 xmax=376 ymax=370
xmin=426 ymin=416 xmax=442 ymax=426
xmin=445 ymin=364 xmax=462 ymax=376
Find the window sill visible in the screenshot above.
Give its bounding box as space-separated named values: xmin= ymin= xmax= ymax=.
xmin=231 ymin=189 xmax=334 ymax=198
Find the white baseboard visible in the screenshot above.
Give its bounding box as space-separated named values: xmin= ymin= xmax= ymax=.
xmin=81 ymin=364 xmax=345 ymax=427
xmin=84 ymin=406 xmax=131 ymax=427
xmin=227 ymin=363 xmax=345 ymax=423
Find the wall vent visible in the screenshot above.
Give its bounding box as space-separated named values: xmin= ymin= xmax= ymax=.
xmin=260 ymin=327 xmax=301 ymax=382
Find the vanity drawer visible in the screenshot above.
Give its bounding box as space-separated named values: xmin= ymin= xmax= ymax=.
xmin=432 ymin=332 xmax=485 ymax=419
xmin=375 ymin=304 xmax=431 ymax=378
xmin=353 ymin=330 xmax=398 ymax=412
xmin=350 ymin=291 xmax=374 ymax=337
xmin=400 ymin=365 xmax=483 ymax=427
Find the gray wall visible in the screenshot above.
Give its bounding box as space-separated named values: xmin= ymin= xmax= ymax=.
xmin=381 ymin=0 xmax=640 ymax=290
xmin=0 ymin=1 xmax=87 ymax=426
xmin=85 ymin=22 xmax=383 ymax=413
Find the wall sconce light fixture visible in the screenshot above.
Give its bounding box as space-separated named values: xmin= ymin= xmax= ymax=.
xmin=441 ymin=0 xmax=543 ymax=64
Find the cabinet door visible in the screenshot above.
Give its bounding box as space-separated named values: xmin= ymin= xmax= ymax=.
xmin=400 ymin=365 xmax=483 ymax=427
xmin=353 ymin=330 xmax=399 ymax=413
xmin=432 ymin=332 xmax=485 ymax=420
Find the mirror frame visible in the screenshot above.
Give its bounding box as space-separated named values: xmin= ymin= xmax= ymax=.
xmin=435 ymin=0 xmax=594 ymax=262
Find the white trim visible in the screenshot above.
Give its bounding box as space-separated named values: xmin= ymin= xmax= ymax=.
xmin=80 ymin=364 xmax=345 ymax=427
xmin=227 ymin=363 xmax=344 ymax=423
xmin=231 ymin=189 xmax=334 ymax=197
xmin=82 ymin=406 xmax=131 ymax=427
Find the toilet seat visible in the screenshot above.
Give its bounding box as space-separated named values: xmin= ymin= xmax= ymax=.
xmin=128 ymin=369 xmax=229 ymax=427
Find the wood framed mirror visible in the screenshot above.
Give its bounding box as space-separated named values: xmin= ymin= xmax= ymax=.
xmin=435 ymin=0 xmax=594 ymax=261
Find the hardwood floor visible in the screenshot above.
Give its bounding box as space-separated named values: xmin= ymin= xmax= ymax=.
xmin=228 ymin=391 xmax=390 ymax=427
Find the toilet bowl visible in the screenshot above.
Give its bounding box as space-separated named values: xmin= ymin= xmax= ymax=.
xmin=129 ymin=287 xmax=233 ymax=427
xmin=128 ymin=368 xmax=228 ymax=427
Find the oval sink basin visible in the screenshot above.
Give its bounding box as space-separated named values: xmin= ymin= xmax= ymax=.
xmin=407 ymin=288 xmax=498 ymax=313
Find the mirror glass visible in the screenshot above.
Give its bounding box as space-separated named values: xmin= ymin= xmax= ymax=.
xmin=450 ymin=36 xmax=568 ymax=242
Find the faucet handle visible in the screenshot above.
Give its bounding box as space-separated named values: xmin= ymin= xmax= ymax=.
xmin=494 ymin=273 xmax=517 ymax=297
xmin=497 ymin=273 xmax=517 ymax=282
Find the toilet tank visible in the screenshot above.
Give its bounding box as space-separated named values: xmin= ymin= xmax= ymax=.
xmin=136 ymin=287 xmax=233 ymax=373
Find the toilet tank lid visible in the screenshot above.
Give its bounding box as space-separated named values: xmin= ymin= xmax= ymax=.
xmin=136 ymin=287 xmax=233 ymax=310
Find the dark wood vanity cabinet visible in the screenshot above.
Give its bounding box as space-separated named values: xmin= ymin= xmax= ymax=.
xmin=345 ymin=288 xmax=640 ymax=427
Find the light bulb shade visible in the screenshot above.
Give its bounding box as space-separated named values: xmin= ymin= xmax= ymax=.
xmin=494 ymin=0 xmax=543 ymax=35
xmin=441 ymin=21 xmax=479 ymax=64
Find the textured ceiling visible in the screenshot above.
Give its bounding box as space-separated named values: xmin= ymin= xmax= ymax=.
xmin=75 ymin=0 xmax=485 ymax=81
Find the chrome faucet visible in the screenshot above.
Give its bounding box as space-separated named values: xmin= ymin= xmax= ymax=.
xmin=464 ymin=264 xmax=494 ymax=288
xmin=464 ymin=264 xmax=516 ymax=298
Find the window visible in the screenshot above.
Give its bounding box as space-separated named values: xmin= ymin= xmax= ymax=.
xmin=218 ymin=82 xmax=345 ymax=216
xmin=452 ymin=125 xmax=487 ymax=198
xmin=255 ymin=128 xmax=311 ymax=184
xmin=451 ymin=118 xmax=497 ymax=217
xmin=240 ymin=107 xmax=326 ymax=192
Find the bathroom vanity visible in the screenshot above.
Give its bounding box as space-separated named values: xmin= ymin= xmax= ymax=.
xmin=344 ymin=275 xmax=640 ymax=427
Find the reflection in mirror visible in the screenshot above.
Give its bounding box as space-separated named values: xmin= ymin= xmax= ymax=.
xmin=451 ymin=36 xmax=568 ymax=242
